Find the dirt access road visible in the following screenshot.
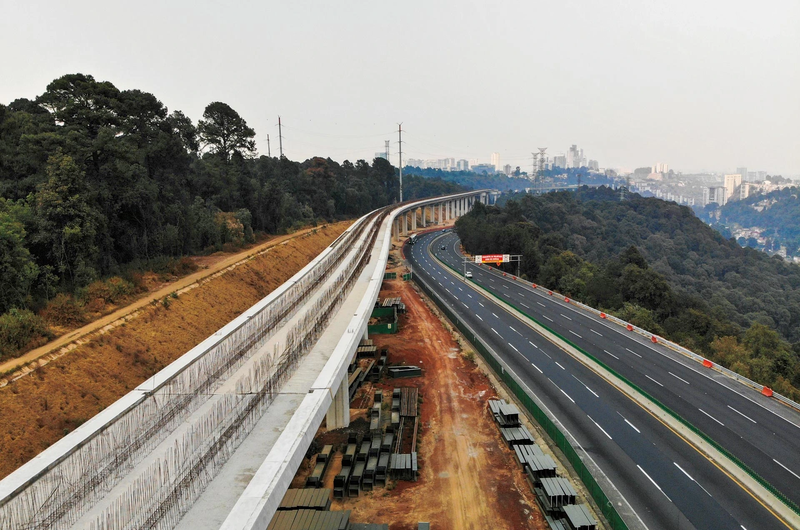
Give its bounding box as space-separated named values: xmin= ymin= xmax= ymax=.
xmin=0 ymin=222 xmax=351 ymax=380
xmin=322 ymin=248 xmax=547 ymax=529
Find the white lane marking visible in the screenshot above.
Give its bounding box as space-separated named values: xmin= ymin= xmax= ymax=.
xmin=492 ymin=328 xmax=502 ymax=337
xmin=675 ymin=462 xmax=713 ymax=497
xmin=727 ymin=405 xmax=757 ymax=424
xmin=468 ymin=294 xmax=473 ymax=299
xmin=669 ymin=372 xmax=690 ymax=385
xmin=458 ymin=287 xmax=463 ymax=291
xmin=462 ymin=302 xmax=469 ymax=308
xmin=531 ymin=362 xmax=543 ymax=374
xmin=508 ymin=342 xmax=520 ymax=352
xmin=438 ymin=282 xmax=443 ymax=287
xmin=537 ymin=302 xmax=546 ymax=307
xmin=479 ymin=303 xmax=485 ymax=308
xmin=638 ymin=465 xmax=671 ymax=502
xmin=550 ymin=381 xmax=576 ymax=404
xmin=699 ymin=408 xmax=725 ymax=426
xmin=446 ymin=288 xmax=452 ymax=294
xmin=503 ymin=285 xmax=509 ymax=289
xmin=604 ymin=350 xmax=620 ymax=360
xmin=509 ymin=326 xmax=522 ymax=335
xmin=490 ymin=278 xmax=495 ymax=282
xmin=645 ymin=374 xmax=664 ymax=387
xmin=521 ymin=303 xmax=530 ymax=308
xmin=543 ymin=315 xmax=554 ymax=322
xmin=774 ymin=459 xmax=800 ymax=480
xmin=617 ymin=412 xmax=641 ymax=433
xmin=569 ymin=330 xmax=582 ymax=339
xmin=542 ymin=351 xmax=552 ymax=359
xmin=625 ymin=347 xmax=643 ymax=358
xmin=476 ymin=314 xmax=483 ymax=321
xmin=492 ymin=312 xmax=500 ymax=319
xmin=572 ymin=375 xmax=599 ymax=398
xmin=555 ymin=362 xmax=566 ymax=370
xmin=560 ymin=314 xmax=572 ymax=320
xmin=591 ymin=329 xmax=603 ymax=336
xmin=528 ymin=341 xmax=538 ymax=349
xmin=587 ymin=415 xmax=613 ymax=439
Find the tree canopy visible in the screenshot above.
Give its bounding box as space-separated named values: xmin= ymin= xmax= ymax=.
xmin=0 ymin=73 xmax=467 ymax=361
xmin=456 ymin=187 xmax=800 ymax=398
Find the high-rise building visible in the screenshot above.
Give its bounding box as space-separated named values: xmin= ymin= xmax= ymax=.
xmin=724 ymin=174 xmax=743 ymax=200
xmin=491 ymin=152 xmax=501 ymax=171
xmin=457 ymin=159 xmax=469 ymax=171
xmin=737 ymin=166 xmax=748 ymax=182
xmin=703 ymin=186 xmax=727 ymax=206
xmin=553 ymin=155 xmax=567 ymax=168
xmin=652 ymin=162 xmax=669 ymax=173
xmin=588 ymin=160 xmax=599 ymax=171
xmin=503 ymin=164 xmax=512 ymax=175
xmin=375 ymin=152 xmax=387 ymax=160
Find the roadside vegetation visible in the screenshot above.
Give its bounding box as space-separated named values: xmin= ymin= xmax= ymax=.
xmin=455 ymin=187 xmax=800 ymax=399
xmin=0 ymin=73 xmax=464 ymax=361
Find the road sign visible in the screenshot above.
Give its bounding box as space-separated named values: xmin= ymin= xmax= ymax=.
xmin=475 ymin=254 xmax=510 ymax=264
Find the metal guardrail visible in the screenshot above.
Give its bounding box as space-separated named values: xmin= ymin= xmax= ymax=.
xmin=440 ymin=258 xmax=800 ymax=519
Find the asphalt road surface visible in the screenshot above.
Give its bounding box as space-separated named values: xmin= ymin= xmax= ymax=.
xmin=407 ymin=229 xmax=792 ymax=530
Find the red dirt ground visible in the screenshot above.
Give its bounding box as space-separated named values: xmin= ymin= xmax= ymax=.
xmin=293 ymin=245 xmax=547 ymax=529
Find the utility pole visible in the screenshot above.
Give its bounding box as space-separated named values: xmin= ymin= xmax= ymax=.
xmin=266 ymin=134 xmax=271 ymax=157
xmin=531 ymin=152 xmax=537 ymax=192
xmin=278 ymin=116 xmax=284 ymax=158
xmin=538 ymin=147 xmax=547 ymax=194
xmin=398 ymin=123 xmax=403 ymax=203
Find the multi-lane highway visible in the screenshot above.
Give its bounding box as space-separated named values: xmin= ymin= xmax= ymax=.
xmin=407 ymin=229 xmax=794 ymax=530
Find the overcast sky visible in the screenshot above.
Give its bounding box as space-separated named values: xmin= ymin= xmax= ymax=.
xmin=2 ymin=0 xmax=798 ymax=175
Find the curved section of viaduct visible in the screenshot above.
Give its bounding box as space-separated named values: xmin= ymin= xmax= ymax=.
xmin=0 ymin=190 xmax=493 ymax=530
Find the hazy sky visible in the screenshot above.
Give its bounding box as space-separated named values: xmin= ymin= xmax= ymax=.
xmin=2 ymin=0 xmax=798 ymax=175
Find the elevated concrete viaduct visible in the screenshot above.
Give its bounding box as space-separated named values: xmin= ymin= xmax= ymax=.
xmin=0 ymin=190 xmax=491 ymax=530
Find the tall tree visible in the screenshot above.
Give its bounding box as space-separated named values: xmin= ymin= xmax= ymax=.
xmin=32 ymin=152 xmax=102 ymax=286
xmin=197 ymin=102 xmax=256 ymax=160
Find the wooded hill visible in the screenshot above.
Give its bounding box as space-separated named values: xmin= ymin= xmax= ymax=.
xmin=455 ymin=187 xmax=800 ymax=399
xmin=714 ymin=186 xmax=800 ymax=255
xmin=0 ymin=73 xmax=464 ymax=360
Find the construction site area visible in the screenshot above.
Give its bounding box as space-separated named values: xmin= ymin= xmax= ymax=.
xmin=276 ymin=245 xmax=558 ymax=530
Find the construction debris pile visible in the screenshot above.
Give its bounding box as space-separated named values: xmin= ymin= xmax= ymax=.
xmin=489 ymin=399 xmax=597 ymax=530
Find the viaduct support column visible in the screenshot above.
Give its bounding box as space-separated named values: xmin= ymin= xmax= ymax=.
xmin=439 ymin=203 xmax=443 ymax=225
xmin=421 ymin=206 xmax=427 ymax=228
xmin=402 ymin=212 xmax=408 ymax=236
xmin=412 ymin=209 xmax=417 ymax=231
xmin=326 ymin=376 xmax=350 ymax=429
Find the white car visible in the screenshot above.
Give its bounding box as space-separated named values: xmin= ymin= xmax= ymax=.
xmin=465 ymin=271 xmax=473 ymax=278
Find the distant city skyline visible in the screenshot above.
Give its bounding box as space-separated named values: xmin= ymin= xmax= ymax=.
xmin=1 ymin=1 xmax=797 ymax=176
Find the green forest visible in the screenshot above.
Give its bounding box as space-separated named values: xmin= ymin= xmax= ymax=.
xmin=0 ymin=73 xmax=464 ymax=360
xmin=714 ymin=186 xmax=800 ymax=255
xmin=455 ymin=187 xmax=800 ymax=399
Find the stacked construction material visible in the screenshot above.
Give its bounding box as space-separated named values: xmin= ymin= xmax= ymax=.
xmin=278 ymin=489 xmax=332 ymax=511
xmin=267 ymin=509 xmax=350 ymax=530
xmin=370 ymin=401 xmax=382 ymax=433
xmin=333 ymin=465 xmax=351 ymax=499
xmin=499 ymin=425 xmax=536 ymax=447
xmin=489 ymin=399 xmax=520 ymax=426
xmin=514 ymin=445 xmax=557 ymax=482
xmin=381 ymin=296 xmax=406 ymax=313
xmin=487 ymin=399 xmax=597 ymax=530
xmin=306 ymin=445 xmax=333 ymax=488
xmin=387 ymin=365 xmax=422 ymax=378
xmin=376 ymin=453 xmax=390 ymax=486
xmin=357 ymin=340 xmax=378 ymax=359
xmin=399 ymin=387 xmax=418 ymax=417
xmin=389 ymin=453 xmax=417 ymax=480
